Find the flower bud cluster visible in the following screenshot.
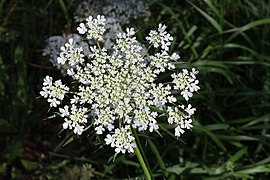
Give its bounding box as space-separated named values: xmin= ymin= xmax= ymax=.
xmin=40 ymin=15 xmax=200 ymax=154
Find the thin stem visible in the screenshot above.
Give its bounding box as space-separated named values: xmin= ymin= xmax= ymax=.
xmin=134 ymin=145 xmax=152 ymax=180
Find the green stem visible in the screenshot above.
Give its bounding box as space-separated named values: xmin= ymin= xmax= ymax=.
xmin=134 ymin=145 xmax=152 ymax=180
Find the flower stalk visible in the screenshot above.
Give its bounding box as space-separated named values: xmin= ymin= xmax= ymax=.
xmin=134 ymin=145 xmax=151 ymax=180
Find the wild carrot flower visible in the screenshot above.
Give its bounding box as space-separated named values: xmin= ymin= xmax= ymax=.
xmin=40 ymin=15 xmax=199 ymax=154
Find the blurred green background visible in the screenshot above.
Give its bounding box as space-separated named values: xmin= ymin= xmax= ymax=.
xmin=1 ymin=0 xmax=270 ymax=179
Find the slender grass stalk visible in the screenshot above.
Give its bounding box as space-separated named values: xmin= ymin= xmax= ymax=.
xmin=134 ymin=145 xmax=151 ymax=180
xmin=147 ymin=139 xmax=168 ymax=178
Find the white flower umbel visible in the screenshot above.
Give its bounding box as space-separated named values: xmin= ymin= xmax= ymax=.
xmin=40 ymin=76 xmax=69 ymax=107
xmin=40 ymin=15 xmax=200 ymax=154
xmin=43 ymin=34 xmax=90 ymax=75
xmin=60 ymin=105 xmax=88 ymax=135
xmin=105 ymin=126 xmax=136 ymax=154
xmin=172 ymin=68 xmax=200 ymax=101
xmin=167 ymin=104 xmax=196 ymax=137
xmin=146 ymin=24 xmax=173 ymax=51
xmin=44 ymin=0 xmax=150 ymax=75
xmin=78 ymin=15 xmax=106 ymax=41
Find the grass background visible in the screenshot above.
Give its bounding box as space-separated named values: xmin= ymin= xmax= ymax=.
xmin=1 ymin=0 xmax=270 ymax=179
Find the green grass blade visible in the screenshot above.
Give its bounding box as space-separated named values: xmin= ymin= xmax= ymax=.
xmin=224 ymin=18 xmax=270 ymax=33
xmin=203 ymin=0 xmax=220 ymax=19
xmin=187 ymin=0 xmax=222 ymax=33
xmin=62 ymin=136 xmax=74 ymax=147
xmin=147 ymin=139 xmax=168 ymax=177
xmin=236 ymin=164 xmax=270 ymax=174
xmin=58 ymin=0 xmax=69 ymax=22
xmin=227 ymin=147 xmax=247 ymax=164
xmin=193 ymin=123 xmax=227 ymax=152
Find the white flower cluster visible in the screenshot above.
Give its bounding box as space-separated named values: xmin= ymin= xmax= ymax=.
xmin=42 ymin=34 xmax=90 ymax=75
xmin=105 ymin=126 xmax=136 ymax=154
xmin=167 ymin=104 xmax=196 ymax=137
xmin=172 ymin=68 xmax=200 ymax=101
xmin=77 ymin=15 xmax=106 ymax=41
xmin=146 ymin=24 xmax=173 ymax=51
xmin=40 ymin=15 xmax=200 ymax=154
xmin=44 ymin=0 xmax=150 ymax=73
xmin=40 ymin=76 xmax=69 ymax=107
xmin=60 ymin=105 xmax=88 ymax=135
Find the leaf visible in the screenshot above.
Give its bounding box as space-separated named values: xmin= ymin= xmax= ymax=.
xmin=58 ymin=0 xmax=68 ymax=16
xmin=187 ymin=0 xmax=222 ymax=33
xmin=224 ymin=18 xmax=270 ymax=33
xmin=185 ymin=25 xmax=197 ymax=40
xmin=193 ymin=123 xmax=227 ymax=152
xmin=20 ymin=159 xmax=40 ymax=171
xmin=227 ymin=147 xmax=247 ymax=164
xmin=203 ymin=0 xmax=220 ymax=18
xmin=217 ymin=135 xmax=260 ymax=141
xmin=47 ymin=160 xmax=69 ymax=170
xmin=166 ymin=165 xmax=186 ymax=175
xmin=62 ymin=136 xmax=74 ymax=147
xmin=166 ymin=162 xmax=199 ymax=175
xmin=148 ymin=139 xmax=168 ymax=177
xmin=122 ymin=159 xmax=140 ymax=167
xmin=236 ymin=164 xmax=270 ymax=174
xmin=204 ymin=123 xmax=230 ymax=131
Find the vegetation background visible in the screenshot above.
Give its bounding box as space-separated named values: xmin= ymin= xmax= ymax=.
xmin=1 ymin=0 xmax=270 ymax=179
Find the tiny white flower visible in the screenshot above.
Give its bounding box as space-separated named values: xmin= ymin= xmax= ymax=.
xmin=74 ymin=124 xmax=84 ymax=135
xmin=181 ymin=90 xmax=193 ymax=101
xmin=170 ymin=53 xmax=180 ymax=60
xmin=63 ymin=119 xmax=72 ymax=129
xmin=57 ymin=53 xmax=67 ymax=65
xmin=185 ymin=104 xmax=196 ymax=116
xmin=77 ymin=23 xmax=87 ymax=34
xmin=43 ymin=75 xmax=53 ymax=86
xmin=167 ymin=95 xmax=177 ymax=103
xmin=105 ymin=134 xmax=114 ymax=145
xmin=59 ymin=105 xmax=69 ymax=117
xmin=184 ymin=119 xmax=193 ymax=129
xmin=40 ymin=87 xmax=50 ymax=98
xmin=48 ymin=98 xmax=60 ymax=107
xmin=175 ymin=125 xmax=185 ymax=137
xmin=95 ymin=125 xmax=105 ymax=134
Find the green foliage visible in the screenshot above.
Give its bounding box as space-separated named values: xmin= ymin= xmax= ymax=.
xmin=0 ymin=0 xmax=270 ymax=179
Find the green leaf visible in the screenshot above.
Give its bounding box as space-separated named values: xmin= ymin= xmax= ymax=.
xmin=203 ymin=0 xmax=220 ymax=18
xmin=227 ymin=147 xmax=247 ymax=164
xmin=185 ymin=25 xmax=197 ymax=40
xmin=193 ymin=123 xmax=227 ymax=152
xmin=58 ymin=0 xmax=69 ymax=22
xmin=62 ymin=136 xmax=74 ymax=147
xmin=217 ymin=135 xmax=260 ymax=141
xmin=47 ymin=160 xmax=69 ymax=170
xmin=167 ymin=162 xmax=200 ymax=175
xmin=166 ymin=165 xmax=186 ymax=175
xmin=204 ymin=123 xmax=230 ymax=131
xmin=236 ymin=164 xmax=270 ymax=174
xmin=187 ymin=0 xmax=222 ymax=33
xmin=224 ymin=18 xmax=270 ymax=33
xmin=20 ymin=159 xmax=40 ymax=171
xmin=148 ymin=139 xmax=168 ymax=177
